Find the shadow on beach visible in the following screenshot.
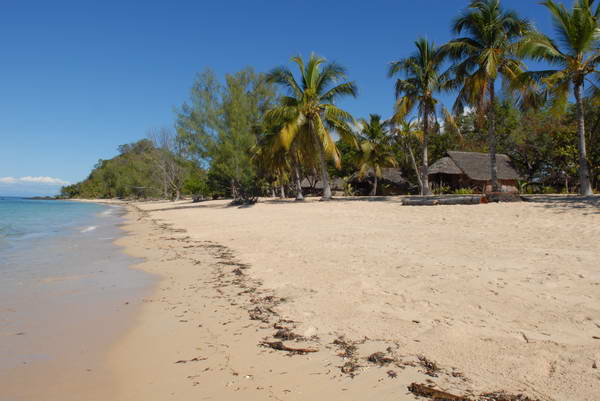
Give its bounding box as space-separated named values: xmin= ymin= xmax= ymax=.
xmin=522 ymin=194 xmax=600 ymax=214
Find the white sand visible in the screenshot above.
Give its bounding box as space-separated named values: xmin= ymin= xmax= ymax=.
xmin=119 ymin=196 xmax=599 ymax=401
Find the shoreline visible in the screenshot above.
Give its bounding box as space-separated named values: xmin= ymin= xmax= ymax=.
xmin=0 ymin=201 xmax=155 ymax=401
xmin=102 ymin=196 xmax=599 ymax=401
xmin=7 ymin=196 xmax=598 ymax=400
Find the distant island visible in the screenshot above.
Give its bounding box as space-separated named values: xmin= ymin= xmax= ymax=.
xmin=24 ymin=196 xmax=60 ymax=200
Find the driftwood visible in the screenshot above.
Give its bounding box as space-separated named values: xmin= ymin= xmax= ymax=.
xmin=485 ymin=193 xmax=522 ymax=203
xmin=408 ymin=383 xmax=471 ymax=401
xmin=402 ymin=196 xmax=483 ymax=206
xmin=367 ymin=351 xmax=395 ymax=366
xmin=174 ymin=356 xmax=207 ymax=364
xmin=260 ymin=341 xmax=318 ymax=354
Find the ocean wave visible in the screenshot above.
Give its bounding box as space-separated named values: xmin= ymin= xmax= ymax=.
xmin=0 ymin=223 xmax=23 ymax=239
xmin=80 ymin=226 xmax=98 ymax=233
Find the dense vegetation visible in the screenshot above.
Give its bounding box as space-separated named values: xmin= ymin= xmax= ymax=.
xmin=63 ymin=0 xmax=600 ymax=200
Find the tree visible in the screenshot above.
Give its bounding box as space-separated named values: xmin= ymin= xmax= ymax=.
xmin=148 ymin=127 xmax=186 ymax=200
xmin=389 ymin=38 xmax=446 ymax=195
xmin=392 ymin=119 xmax=425 ymax=193
xmin=356 ymin=114 xmax=398 ymax=195
xmin=517 ymin=0 xmax=599 ymax=195
xmin=265 ymin=54 xmax=357 ymax=200
xmin=252 ymin=130 xmax=290 ymax=199
xmin=442 ymin=0 xmax=531 ymax=192
xmin=176 ymin=67 xmax=277 ymax=201
xmin=60 ymin=139 xmax=204 ymax=200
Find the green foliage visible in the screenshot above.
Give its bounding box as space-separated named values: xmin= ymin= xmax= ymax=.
xmin=183 ymin=174 xmax=209 ymax=197
xmin=61 ymin=139 xmax=203 ymax=199
xmin=454 ymin=188 xmax=475 ymax=194
xmin=433 ymin=185 xmax=451 ymax=195
xmin=176 ymin=67 xmax=277 ymax=200
xmin=357 ymin=115 xmax=397 ymax=177
xmin=264 ymin=54 xmax=358 ymax=199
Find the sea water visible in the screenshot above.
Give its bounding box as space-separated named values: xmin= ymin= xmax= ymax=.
xmin=0 ymin=198 xmax=154 ymax=399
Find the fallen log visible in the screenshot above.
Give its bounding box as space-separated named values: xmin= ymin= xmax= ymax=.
xmin=485 ymin=192 xmax=522 ymax=203
xmin=402 ymin=196 xmax=483 ymax=206
xmin=437 ymin=196 xmax=483 ymax=205
xmin=260 ymin=341 xmax=318 ymax=354
xmin=402 ymin=198 xmax=439 ymax=206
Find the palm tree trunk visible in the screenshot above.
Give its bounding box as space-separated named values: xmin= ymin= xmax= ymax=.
xmin=574 ymin=81 xmax=593 ymax=196
xmin=421 ymin=108 xmax=433 ymax=195
xmin=290 ymin=146 xmax=304 ymax=201
xmin=278 ymin=169 xmax=286 ymax=199
xmin=407 ymin=144 xmax=423 ymax=195
xmin=311 ymin=123 xmax=332 ymax=200
xmin=488 ymin=80 xmax=499 ymax=192
xmin=371 ymin=175 xmax=378 ymax=196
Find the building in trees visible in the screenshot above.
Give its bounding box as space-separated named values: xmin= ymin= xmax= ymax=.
xmin=428 ymin=151 xmax=521 ymax=193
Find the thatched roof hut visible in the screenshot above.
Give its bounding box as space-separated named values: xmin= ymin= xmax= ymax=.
xmin=301 ymin=177 xmax=345 ymax=193
xmin=428 ymin=151 xmax=521 ymax=192
xmin=349 ymin=167 xmax=409 ymax=195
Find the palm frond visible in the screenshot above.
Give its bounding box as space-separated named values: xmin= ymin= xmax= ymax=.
xmin=320 ymin=81 xmax=358 ymax=102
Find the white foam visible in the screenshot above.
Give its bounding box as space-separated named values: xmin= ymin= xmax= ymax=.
xmin=80 ymin=226 xmax=97 ymax=233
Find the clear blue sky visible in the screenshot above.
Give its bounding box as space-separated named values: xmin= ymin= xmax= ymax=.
xmin=0 ymin=0 xmax=556 ymax=195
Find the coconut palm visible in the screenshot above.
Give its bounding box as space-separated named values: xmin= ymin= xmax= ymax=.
xmin=442 ymin=0 xmax=531 ymax=192
xmin=517 ymin=0 xmax=599 ymax=195
xmin=356 ymin=114 xmax=398 ymax=196
xmin=265 ymin=54 xmax=357 ymax=200
xmin=389 ymin=38 xmax=446 ymax=195
xmin=392 ymin=119 xmax=425 ymax=193
xmin=252 ymin=131 xmax=290 ymax=198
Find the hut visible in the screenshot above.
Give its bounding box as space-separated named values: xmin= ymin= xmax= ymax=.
xmin=428 ymin=151 xmax=521 ymax=193
xmin=349 ymin=168 xmax=410 ymax=195
xmin=301 ymin=176 xmax=345 ymax=196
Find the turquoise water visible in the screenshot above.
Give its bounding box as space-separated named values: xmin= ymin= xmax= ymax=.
xmin=0 ymin=197 xmax=104 ymax=249
xmin=0 ymin=198 xmax=155 ymax=395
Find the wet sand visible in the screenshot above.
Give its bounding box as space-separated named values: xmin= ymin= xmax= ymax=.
xmin=0 ymin=206 xmax=155 ymax=401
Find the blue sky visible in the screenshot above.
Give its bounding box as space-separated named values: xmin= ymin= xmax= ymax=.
xmin=0 ymin=0 xmax=557 ymax=195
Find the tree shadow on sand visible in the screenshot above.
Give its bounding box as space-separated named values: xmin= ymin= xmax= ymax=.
xmin=522 ymin=195 xmax=600 ymax=215
xmin=143 ymin=202 xmax=229 ymax=213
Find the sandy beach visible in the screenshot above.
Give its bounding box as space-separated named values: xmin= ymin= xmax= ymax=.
xmin=90 ymin=195 xmax=598 ymax=401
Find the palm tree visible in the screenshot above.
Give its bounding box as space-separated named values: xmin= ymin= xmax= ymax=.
xmin=517 ymin=0 xmax=599 ymax=195
xmin=389 ymin=38 xmax=446 ymax=195
xmin=357 ymin=114 xmax=398 ymax=196
xmin=265 ymin=54 xmax=357 ymax=200
xmin=392 ymin=119 xmax=425 ymax=194
xmin=442 ymin=0 xmax=531 ymax=192
xmin=252 ymin=131 xmax=290 ymax=198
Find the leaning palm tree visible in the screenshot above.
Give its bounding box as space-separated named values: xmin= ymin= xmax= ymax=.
xmin=389 ymin=38 xmax=446 ymax=195
xmin=442 ymin=0 xmax=531 ymax=192
xmin=392 ymin=119 xmax=425 ymax=194
xmin=517 ymin=0 xmax=599 ymax=195
xmin=357 ymin=114 xmax=398 ymax=196
xmin=265 ymin=54 xmax=357 ymax=200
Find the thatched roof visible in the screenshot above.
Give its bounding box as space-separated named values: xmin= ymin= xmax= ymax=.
xmin=301 ymin=177 xmax=345 ymax=190
xmin=362 ymin=168 xmax=407 ymax=185
xmin=428 ymin=151 xmax=521 ymax=181
xmin=428 ymin=157 xmax=462 ymax=175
